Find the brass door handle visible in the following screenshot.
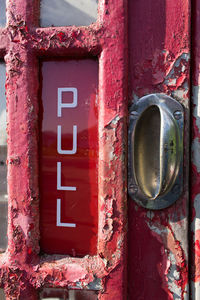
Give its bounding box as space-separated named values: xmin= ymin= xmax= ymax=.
xmin=128 ymin=94 xmax=184 ymax=210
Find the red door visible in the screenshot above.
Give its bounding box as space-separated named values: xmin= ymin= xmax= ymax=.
xmin=0 ymin=0 xmax=127 ymax=299
xmin=0 ymin=0 xmax=198 ymax=299
xmin=128 ymin=0 xmax=191 ymax=299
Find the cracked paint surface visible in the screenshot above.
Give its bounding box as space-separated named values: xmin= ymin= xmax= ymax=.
xmin=191 ymin=1 xmax=200 ymax=298
xmin=0 ymin=0 xmax=192 ymax=298
xmin=0 ymin=0 xmax=128 ymax=299
xmin=128 ymin=0 xmax=190 ymax=299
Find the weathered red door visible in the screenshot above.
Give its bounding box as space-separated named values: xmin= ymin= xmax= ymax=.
xmin=0 ymin=0 xmax=127 ymax=299
xmin=0 ymin=0 xmax=199 ymax=299
xmin=128 ymin=1 xmax=200 ymax=300
xmin=128 ymin=0 xmax=191 ymax=298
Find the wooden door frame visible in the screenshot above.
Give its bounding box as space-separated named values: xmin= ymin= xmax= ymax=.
xmin=0 ymin=1 xmax=128 ymax=298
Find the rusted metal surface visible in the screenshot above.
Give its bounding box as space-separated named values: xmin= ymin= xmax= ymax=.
xmin=128 ymin=0 xmax=190 ymax=299
xmin=0 ymin=0 xmax=128 ymax=299
xmin=191 ymin=0 xmax=200 ymax=298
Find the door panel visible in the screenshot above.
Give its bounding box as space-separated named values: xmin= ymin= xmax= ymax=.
xmin=0 ymin=0 xmax=193 ymax=298
xmin=128 ymin=0 xmax=190 ymax=299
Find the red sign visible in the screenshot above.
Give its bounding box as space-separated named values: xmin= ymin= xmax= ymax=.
xmin=40 ymin=60 xmax=98 ymax=256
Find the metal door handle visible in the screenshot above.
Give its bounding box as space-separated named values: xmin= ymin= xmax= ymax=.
xmin=128 ymin=94 xmax=184 ymax=210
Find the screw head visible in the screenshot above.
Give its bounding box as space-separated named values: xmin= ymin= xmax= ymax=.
xmin=173 ymin=110 xmax=182 ymax=120
xmin=130 ymin=111 xmax=139 ymax=119
xmin=129 ymin=184 xmax=138 ymax=195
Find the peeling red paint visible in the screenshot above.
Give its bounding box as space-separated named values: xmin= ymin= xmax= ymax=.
xmin=0 ymin=0 xmax=192 ymax=298
xmin=191 ymin=0 xmax=200 ymax=295
xmin=128 ymin=0 xmax=190 ymax=299
xmin=56 ymin=32 xmax=65 ymax=42
xmin=0 ymin=0 xmax=128 ymax=299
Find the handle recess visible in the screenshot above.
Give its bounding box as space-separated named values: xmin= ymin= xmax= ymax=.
xmin=128 ymin=94 xmax=184 ymax=210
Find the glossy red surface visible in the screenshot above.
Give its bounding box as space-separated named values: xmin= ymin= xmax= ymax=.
xmin=39 ymin=60 xmax=98 ymax=256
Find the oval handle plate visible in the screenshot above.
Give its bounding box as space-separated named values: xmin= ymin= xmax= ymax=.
xmin=128 ymin=94 xmax=184 ymax=210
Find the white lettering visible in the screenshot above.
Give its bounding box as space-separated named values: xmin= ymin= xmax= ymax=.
xmin=57 ymin=125 xmax=77 ymax=155
xmin=56 ymin=87 xmax=78 ymax=228
xmin=57 ymin=162 xmax=76 ymax=191
xmin=58 ymin=87 xmax=77 ymax=117
xmin=56 ymin=199 xmax=76 ymax=227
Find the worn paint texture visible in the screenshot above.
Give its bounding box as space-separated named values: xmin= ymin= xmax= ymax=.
xmin=191 ymin=0 xmax=200 ymax=299
xmin=128 ymin=0 xmax=190 ymax=299
xmin=0 ymin=0 xmax=128 ymax=299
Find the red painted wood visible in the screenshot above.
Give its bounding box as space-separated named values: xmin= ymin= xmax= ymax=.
xmin=0 ymin=0 xmax=193 ymax=298
xmin=0 ymin=0 xmax=128 ymax=298
xmin=40 ymin=59 xmax=98 ymax=256
xmin=128 ymin=0 xmax=190 ymax=299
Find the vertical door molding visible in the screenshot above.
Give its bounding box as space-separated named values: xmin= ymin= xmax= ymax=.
xmin=191 ymin=0 xmax=200 ymax=299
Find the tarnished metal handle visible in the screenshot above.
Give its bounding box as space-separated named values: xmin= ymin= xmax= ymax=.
xmin=128 ymin=94 xmax=184 ymax=210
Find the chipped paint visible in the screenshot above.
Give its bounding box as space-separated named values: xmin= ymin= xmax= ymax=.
xmin=0 ymin=0 xmax=128 ymax=299
xmin=145 ymin=214 xmax=188 ymax=300
xmin=128 ymin=0 xmax=190 ymax=299
xmin=0 ymin=0 xmax=192 ymax=298
xmin=192 ymin=137 xmax=200 ymax=173
xmin=191 ymin=84 xmax=200 ymax=296
xmin=191 ymin=0 xmax=200 ymax=298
